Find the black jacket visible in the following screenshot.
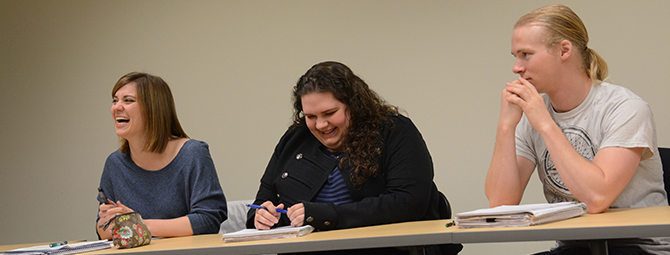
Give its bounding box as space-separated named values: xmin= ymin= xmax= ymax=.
xmin=247 ymin=114 xmax=443 ymax=229
xmin=247 ymin=114 xmax=462 ymax=254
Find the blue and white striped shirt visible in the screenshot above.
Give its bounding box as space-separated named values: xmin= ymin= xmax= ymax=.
xmin=314 ymin=149 xmax=354 ymax=205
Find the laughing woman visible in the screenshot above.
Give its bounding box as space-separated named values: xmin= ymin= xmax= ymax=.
xmin=247 ymin=61 xmax=461 ymax=255
xmin=96 ymin=72 xmax=227 ymax=239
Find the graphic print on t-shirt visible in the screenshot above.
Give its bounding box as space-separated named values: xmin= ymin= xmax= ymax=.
xmin=541 ymin=126 xmax=597 ymax=202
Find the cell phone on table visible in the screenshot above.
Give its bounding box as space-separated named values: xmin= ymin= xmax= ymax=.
xmin=98 ymin=187 xmax=111 ymax=204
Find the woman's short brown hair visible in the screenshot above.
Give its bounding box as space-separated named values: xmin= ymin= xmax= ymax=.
xmin=111 ymin=72 xmax=188 ymax=154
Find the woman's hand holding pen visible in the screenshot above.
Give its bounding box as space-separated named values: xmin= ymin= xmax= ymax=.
xmin=287 ymin=203 xmax=305 ymax=227
xmin=253 ymin=201 xmax=305 ymax=229
xmin=254 ymin=201 xmax=285 ymax=230
xmin=98 ymin=201 xmax=134 ymax=227
xmin=97 ymin=200 xmax=133 ymax=239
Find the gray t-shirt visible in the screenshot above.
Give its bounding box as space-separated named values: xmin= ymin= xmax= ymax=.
xmin=515 ymin=82 xmax=669 ymax=253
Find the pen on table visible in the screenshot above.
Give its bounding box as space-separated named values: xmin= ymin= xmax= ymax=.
xmin=49 ymin=240 xmax=87 ymax=248
xmin=445 ymin=220 xmax=456 ymax=228
xmin=49 ymin=241 xmax=67 ymax=248
xmin=246 ymin=204 xmax=288 ymax=214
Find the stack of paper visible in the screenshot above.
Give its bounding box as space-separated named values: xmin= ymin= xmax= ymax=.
xmin=222 ymin=225 xmax=315 ymax=243
xmin=455 ymin=202 xmax=587 ymax=228
xmin=2 ymin=240 xmax=112 ymax=255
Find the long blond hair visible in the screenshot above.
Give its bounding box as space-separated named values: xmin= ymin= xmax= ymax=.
xmin=516 ymin=5 xmax=608 ymax=84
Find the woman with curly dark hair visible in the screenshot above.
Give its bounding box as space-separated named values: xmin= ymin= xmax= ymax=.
xmin=247 ymin=61 xmax=461 ymax=255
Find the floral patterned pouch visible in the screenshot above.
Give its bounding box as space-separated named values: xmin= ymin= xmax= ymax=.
xmin=102 ymin=212 xmax=152 ymax=248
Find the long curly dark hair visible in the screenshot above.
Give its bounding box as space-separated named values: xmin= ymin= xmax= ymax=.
xmin=292 ymin=61 xmax=399 ymax=185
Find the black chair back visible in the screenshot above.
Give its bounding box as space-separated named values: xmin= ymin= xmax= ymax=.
xmin=658 ymin=147 xmax=670 ymax=201
xmin=438 ymin=191 xmax=452 ymax=219
xmin=436 ymin=190 xmax=462 ymax=255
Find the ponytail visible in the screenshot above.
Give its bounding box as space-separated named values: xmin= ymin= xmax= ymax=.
xmin=585 ymin=47 xmax=609 ymax=84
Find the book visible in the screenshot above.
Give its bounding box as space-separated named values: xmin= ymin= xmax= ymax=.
xmin=222 ymin=225 xmax=315 ymax=243
xmin=455 ymin=202 xmax=587 ymax=228
xmin=2 ymin=240 xmax=112 ymax=255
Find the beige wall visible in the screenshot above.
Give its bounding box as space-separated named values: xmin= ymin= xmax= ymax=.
xmin=1 ymin=0 xmax=668 ymax=254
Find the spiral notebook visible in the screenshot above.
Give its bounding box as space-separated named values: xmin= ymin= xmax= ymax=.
xmin=455 ymin=202 xmax=587 ymax=228
xmin=1 ymin=240 xmax=112 ymax=255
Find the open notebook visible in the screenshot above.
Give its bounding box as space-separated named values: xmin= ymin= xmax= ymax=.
xmin=222 ymin=225 xmax=315 ymax=243
xmin=455 ymin=202 xmax=587 ymax=228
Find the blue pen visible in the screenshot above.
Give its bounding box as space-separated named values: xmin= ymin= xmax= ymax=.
xmin=246 ymin=204 xmax=288 ymax=214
